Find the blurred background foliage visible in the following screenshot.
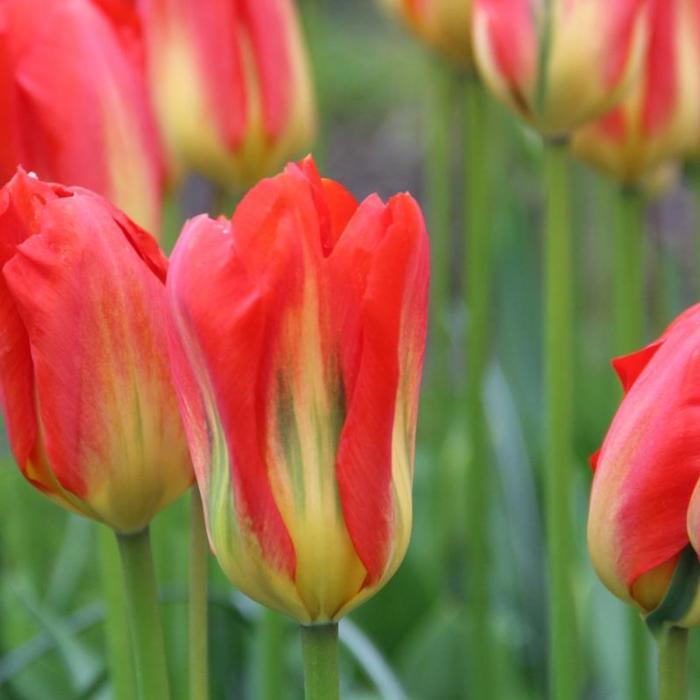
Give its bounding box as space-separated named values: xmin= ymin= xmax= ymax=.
xmin=1 ymin=1 xmax=699 ymax=698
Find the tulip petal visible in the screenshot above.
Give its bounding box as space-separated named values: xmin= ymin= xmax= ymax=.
xmin=611 ymin=340 xmax=663 ymax=394
xmin=331 ymin=193 xmax=429 ymax=585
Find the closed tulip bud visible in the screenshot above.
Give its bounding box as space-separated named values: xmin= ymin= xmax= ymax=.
xmin=588 ymin=304 xmax=700 ymax=626
xmin=472 ymin=0 xmax=649 ymax=135
xmin=0 ymin=0 xmax=164 ymax=233
xmin=572 ymin=0 xmax=700 ymax=189
xmin=167 ymin=158 xmax=429 ymax=623
xmin=136 ymin=0 xmax=316 ymax=189
xmin=0 ymin=170 xmax=193 ymax=533
xmin=379 ymin=0 xmax=473 ymax=65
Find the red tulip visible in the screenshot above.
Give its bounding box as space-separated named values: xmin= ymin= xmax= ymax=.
xmin=167 ymin=158 xmax=429 ymax=622
xmin=136 ymin=0 xmax=316 ymax=189
xmin=472 ymin=0 xmax=650 ymax=134
xmin=0 ymin=0 xmax=164 ymax=232
xmin=588 ymin=304 xmax=700 ymax=624
xmin=572 ymin=0 xmax=700 ymax=191
xmin=0 ymin=170 xmax=193 ymax=533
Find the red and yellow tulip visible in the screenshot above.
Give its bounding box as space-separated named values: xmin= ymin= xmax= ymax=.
xmin=472 ymin=0 xmax=650 ymax=134
xmin=136 ymin=0 xmax=316 ymax=189
xmin=572 ymin=0 xmax=700 ymax=190
xmin=588 ymin=304 xmax=700 ymax=624
xmin=379 ymin=0 xmax=473 ymax=65
xmin=0 ymin=0 xmax=164 ymax=232
xmin=0 ymin=170 xmax=193 ymax=533
xmin=167 ymin=158 xmax=429 ymax=623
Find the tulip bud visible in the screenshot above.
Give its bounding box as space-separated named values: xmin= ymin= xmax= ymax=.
xmin=379 ymin=0 xmax=473 ymax=65
xmin=0 ymin=169 xmax=193 ymax=533
xmin=0 ymin=0 xmax=164 ymax=233
xmin=472 ymin=0 xmax=649 ymax=135
xmin=588 ymin=304 xmax=700 ymax=626
xmin=572 ymin=0 xmax=700 ymax=189
xmin=167 ymin=157 xmax=429 ymax=623
xmin=136 ymin=0 xmax=316 ymax=189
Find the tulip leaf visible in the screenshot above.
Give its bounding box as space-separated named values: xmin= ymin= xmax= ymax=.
xmin=645 ymin=546 xmax=700 ymax=636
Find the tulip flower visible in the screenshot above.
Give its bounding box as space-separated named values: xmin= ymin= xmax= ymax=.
xmin=379 ymin=0 xmax=473 ymax=65
xmin=167 ymin=157 xmax=429 ymax=624
xmin=136 ymin=0 xmax=316 ymax=189
xmin=0 ymin=0 xmax=164 ymax=233
xmin=472 ymin=0 xmax=649 ymax=135
xmin=588 ymin=303 xmax=700 ymax=626
xmin=572 ymin=0 xmax=700 ymax=190
xmin=0 ymin=169 xmax=193 ymax=534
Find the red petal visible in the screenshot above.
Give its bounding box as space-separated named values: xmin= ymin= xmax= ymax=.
xmin=331 ymin=193 xmax=429 ymax=583
xmin=612 ymin=340 xmax=663 ymax=395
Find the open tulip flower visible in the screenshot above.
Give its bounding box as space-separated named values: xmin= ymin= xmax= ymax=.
xmin=589 ymin=304 xmax=700 ymax=627
xmin=572 ymin=0 xmax=700 ymax=190
xmin=167 ymin=157 xmax=429 ymax=624
xmin=472 ymin=0 xmax=650 ymax=135
xmin=0 ymin=0 xmax=164 ymax=233
xmin=136 ymin=0 xmax=316 ymax=189
xmin=0 ymin=169 xmax=193 ymax=534
xmin=379 ymin=0 xmax=473 ymax=65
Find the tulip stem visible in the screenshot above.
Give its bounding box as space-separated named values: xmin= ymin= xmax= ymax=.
xmin=116 ymin=528 xmax=171 ymax=700
xmin=464 ymin=73 xmax=494 ymax=698
xmin=543 ymin=140 xmax=577 ymax=700
xmin=301 ymin=623 xmax=339 ymax=700
xmin=658 ymin=627 xmax=688 ymax=700
xmin=426 ymin=57 xmax=455 ymax=405
xmin=614 ymin=186 xmax=651 ymax=700
xmin=98 ymin=527 xmax=136 ymax=700
xmin=613 ymin=187 xmax=646 ymax=353
xmin=189 ymin=489 xmax=209 ymax=700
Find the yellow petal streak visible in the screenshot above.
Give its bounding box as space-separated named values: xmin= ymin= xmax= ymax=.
xmin=267 ymin=272 xmax=366 ymax=622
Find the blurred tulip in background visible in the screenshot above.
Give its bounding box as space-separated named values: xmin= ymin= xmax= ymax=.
xmin=472 ymin=0 xmax=650 ymax=134
xmin=572 ymin=0 xmax=700 ymax=192
xmin=0 ymin=0 xmax=164 ymax=232
xmin=379 ymin=0 xmax=473 ymax=65
xmin=136 ymin=0 xmax=316 ymax=189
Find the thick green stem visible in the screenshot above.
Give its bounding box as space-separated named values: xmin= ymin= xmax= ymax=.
xmin=189 ymin=489 xmax=209 ymax=700
xmin=464 ymin=74 xmax=493 ymax=698
xmin=301 ymin=623 xmax=339 ymax=700
xmin=543 ymin=141 xmax=577 ymax=700
xmin=613 ymin=187 xmax=650 ymax=700
xmin=426 ymin=58 xmax=455 ymax=404
xmin=613 ymin=189 xmax=645 ymax=354
xmin=256 ymin=609 xmax=286 ymax=700
xmin=116 ymin=528 xmax=170 ymax=700
xmin=98 ymin=527 xmax=135 ymax=700
xmin=658 ymin=627 xmax=688 ymax=700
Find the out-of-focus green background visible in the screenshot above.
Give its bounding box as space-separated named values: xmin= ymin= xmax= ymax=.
xmin=1 ymin=1 xmax=699 ymax=698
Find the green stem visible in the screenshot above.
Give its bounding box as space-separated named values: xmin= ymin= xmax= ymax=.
xmin=464 ymin=74 xmax=493 ymax=698
xmin=613 ymin=188 xmax=646 ymax=354
xmin=98 ymin=527 xmax=135 ymax=700
xmin=658 ymin=627 xmax=688 ymax=700
xmin=116 ymin=528 xmax=171 ymax=700
xmin=543 ymin=141 xmax=577 ymax=700
xmin=613 ymin=187 xmax=650 ymax=700
xmin=256 ymin=609 xmax=286 ymax=700
xmin=426 ymin=58 xmax=455 ymax=405
xmin=301 ymin=624 xmax=339 ymax=700
xmin=189 ymin=489 xmax=209 ymax=700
